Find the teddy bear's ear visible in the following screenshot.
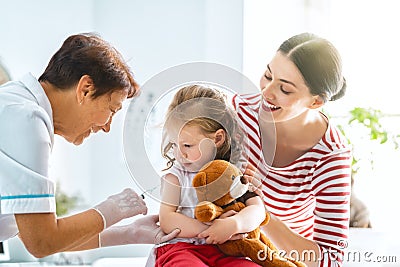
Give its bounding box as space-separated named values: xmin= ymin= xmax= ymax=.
xmin=192 ymin=172 xmax=207 ymax=188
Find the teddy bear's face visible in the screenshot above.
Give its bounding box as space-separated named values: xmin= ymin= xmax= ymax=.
xmin=192 ymin=160 xmax=249 ymax=207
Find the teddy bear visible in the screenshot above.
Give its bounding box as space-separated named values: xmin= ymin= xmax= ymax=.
xmin=192 ymin=159 xmax=306 ymax=267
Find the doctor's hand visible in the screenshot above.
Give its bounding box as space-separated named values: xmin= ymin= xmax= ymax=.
xmin=93 ymin=188 xmax=148 ymax=229
xmin=129 ymin=214 xmax=181 ymax=244
xmin=99 ymin=214 xmax=181 ymax=247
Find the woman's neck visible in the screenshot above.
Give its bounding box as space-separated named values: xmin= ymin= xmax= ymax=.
xmin=259 ymin=110 xmax=327 ymax=167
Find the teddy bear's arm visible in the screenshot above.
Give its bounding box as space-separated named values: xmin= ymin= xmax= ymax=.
xmin=195 ymin=201 xmax=224 ymax=222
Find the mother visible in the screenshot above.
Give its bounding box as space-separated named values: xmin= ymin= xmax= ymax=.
xmin=232 ymin=33 xmax=351 ymax=267
xmin=0 ymin=33 xmax=178 ymax=257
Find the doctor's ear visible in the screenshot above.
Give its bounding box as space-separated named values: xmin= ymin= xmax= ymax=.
xmin=76 ymin=75 xmax=95 ymax=104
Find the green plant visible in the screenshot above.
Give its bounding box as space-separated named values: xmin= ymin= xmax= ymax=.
xmin=335 ymin=107 xmax=399 ymax=176
xmin=332 ymin=107 xmax=400 ymax=228
xmin=55 ymin=182 xmax=81 ymax=216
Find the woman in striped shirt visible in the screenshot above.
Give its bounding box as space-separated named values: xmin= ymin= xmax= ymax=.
xmin=233 ymin=33 xmax=351 ymax=267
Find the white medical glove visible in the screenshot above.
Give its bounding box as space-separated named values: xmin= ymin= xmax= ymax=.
xmin=93 ymin=188 xmax=148 ymax=229
xmin=99 ymin=214 xmax=181 ymax=246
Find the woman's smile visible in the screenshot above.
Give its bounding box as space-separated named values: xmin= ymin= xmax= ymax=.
xmin=261 ymin=98 xmax=281 ymax=112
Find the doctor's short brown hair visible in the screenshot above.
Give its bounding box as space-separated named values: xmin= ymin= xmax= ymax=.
xmin=39 ymin=33 xmax=139 ymax=99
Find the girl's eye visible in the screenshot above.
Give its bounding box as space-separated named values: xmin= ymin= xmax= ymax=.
xmin=184 ymin=144 xmax=192 ymax=148
xmin=280 ymin=86 xmax=291 ymax=95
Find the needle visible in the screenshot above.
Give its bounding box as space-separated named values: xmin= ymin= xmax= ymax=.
xmin=140 ymin=185 xmax=160 ymax=199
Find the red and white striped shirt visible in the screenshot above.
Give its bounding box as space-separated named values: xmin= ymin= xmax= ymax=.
xmin=233 ymin=93 xmax=351 ymax=267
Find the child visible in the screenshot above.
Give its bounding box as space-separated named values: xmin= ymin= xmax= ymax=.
xmin=155 ymin=84 xmax=266 ymax=267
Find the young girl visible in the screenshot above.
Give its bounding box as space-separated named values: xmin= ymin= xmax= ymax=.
xmin=155 ymin=84 xmax=266 ymax=267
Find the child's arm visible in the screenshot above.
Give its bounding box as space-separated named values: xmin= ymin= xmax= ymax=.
xmin=197 ymin=195 xmax=265 ymax=244
xmin=159 ymin=173 xmax=209 ymax=238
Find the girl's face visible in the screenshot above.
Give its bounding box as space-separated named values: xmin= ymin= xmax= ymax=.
xmin=259 ymin=52 xmax=322 ymax=123
xmin=171 ymin=124 xmax=219 ymax=172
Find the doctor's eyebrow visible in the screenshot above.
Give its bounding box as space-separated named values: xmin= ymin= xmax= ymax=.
xmin=267 ymin=64 xmax=297 ymax=88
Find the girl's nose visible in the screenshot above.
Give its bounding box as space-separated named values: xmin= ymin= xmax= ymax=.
xmin=177 ymin=146 xmax=187 ymax=159
xmin=181 ymin=151 xmax=188 ymax=159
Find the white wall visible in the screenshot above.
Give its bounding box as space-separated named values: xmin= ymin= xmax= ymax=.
xmin=0 ymin=0 xmax=95 ymax=78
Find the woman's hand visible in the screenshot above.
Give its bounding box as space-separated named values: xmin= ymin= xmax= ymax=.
xmin=242 ymin=162 xmax=263 ymax=197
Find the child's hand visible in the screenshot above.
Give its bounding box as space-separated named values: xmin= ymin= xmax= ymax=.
xmin=201 ymin=210 xmax=237 ymax=226
xmin=197 ymin=217 xmax=238 ymax=244
xmin=219 ymin=210 xmax=237 ymax=219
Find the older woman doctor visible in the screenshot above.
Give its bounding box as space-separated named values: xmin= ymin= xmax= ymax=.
xmin=0 ymin=33 xmax=179 ymax=258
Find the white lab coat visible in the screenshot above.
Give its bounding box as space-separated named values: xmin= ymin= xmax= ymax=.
xmin=0 ymin=73 xmax=55 ymax=241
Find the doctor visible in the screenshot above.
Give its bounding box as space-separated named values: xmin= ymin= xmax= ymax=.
xmin=0 ymin=33 xmax=179 ymax=257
